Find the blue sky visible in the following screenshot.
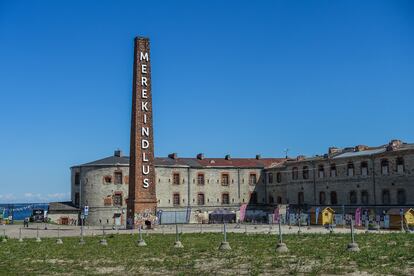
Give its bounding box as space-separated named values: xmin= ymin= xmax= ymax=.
xmin=0 ymin=1 xmax=413 ymax=203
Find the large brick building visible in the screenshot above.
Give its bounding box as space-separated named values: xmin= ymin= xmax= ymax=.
xmin=70 ymin=139 xmax=414 ymax=226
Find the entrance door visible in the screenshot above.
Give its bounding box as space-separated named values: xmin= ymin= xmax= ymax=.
xmin=114 ymin=214 xmax=121 ymax=226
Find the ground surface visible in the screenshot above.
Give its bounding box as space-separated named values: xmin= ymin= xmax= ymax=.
xmin=0 ymin=232 xmax=413 ymax=275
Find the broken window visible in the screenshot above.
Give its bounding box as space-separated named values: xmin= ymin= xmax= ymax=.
xmin=249 ymin=173 xmax=257 ymax=185
xmin=113 ymin=194 xmax=122 ymax=206
xmin=104 ymin=175 xmax=112 ymax=184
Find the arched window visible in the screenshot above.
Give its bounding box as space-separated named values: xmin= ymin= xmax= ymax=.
xmin=330 ymin=191 xmax=338 ymax=205
xmin=276 ymin=172 xmax=282 ymax=183
xmin=292 ymin=167 xmax=299 ymax=180
xmin=396 ymin=157 xmax=405 ymax=173
xmin=318 ymin=165 xmax=325 ymax=178
xmin=298 ymin=192 xmax=304 ymax=205
xmin=303 ymin=166 xmax=309 ymax=179
xmin=319 ymin=191 xmax=326 ymax=205
xmin=361 ymin=161 xmax=368 ymax=176
xmin=361 ymin=190 xmax=369 ymax=205
xmin=381 ymin=159 xmax=389 ymax=175
xmin=349 ymin=190 xmax=357 ymax=205
xmin=397 ymin=189 xmax=406 ymax=205
xmin=347 ymin=162 xmax=355 ymax=177
xmin=382 ymin=189 xmax=390 ymax=205
xmin=330 ymin=164 xmax=337 ymax=177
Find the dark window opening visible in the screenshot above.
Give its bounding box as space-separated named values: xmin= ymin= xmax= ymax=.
xmin=114 ymin=172 xmax=123 ymax=184
xmin=303 ymin=166 xmax=309 ymax=179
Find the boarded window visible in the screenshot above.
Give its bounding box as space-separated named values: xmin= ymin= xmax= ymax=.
xmin=114 ymin=172 xmax=123 ymax=184
xmin=104 ymin=176 xmax=112 ymax=184
xmin=104 ymin=197 xmax=112 ymax=206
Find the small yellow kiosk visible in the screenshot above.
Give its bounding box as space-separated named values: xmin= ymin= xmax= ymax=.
xmin=309 ymin=207 xmax=335 ymax=225
xmin=387 ymin=208 xmax=414 ymax=229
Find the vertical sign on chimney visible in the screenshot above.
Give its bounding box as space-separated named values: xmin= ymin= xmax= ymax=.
xmin=127 ymin=37 xmax=157 ymax=228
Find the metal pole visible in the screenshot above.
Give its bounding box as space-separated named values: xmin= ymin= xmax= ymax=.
xmin=175 ymin=224 xmax=179 ymax=242
xmin=224 ymin=223 xmax=227 ymax=242
xmin=139 ymin=226 xmax=142 ymax=241
xmin=351 ymin=219 xmax=355 ymax=244
xmin=278 ymin=216 xmax=283 ymax=243
xmin=401 ymin=213 xmax=404 ymax=232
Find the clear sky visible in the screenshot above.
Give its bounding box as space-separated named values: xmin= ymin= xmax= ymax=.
xmin=0 ymin=1 xmax=413 ymax=203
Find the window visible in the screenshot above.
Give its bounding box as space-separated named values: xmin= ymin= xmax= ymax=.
xmin=197 ymin=193 xmax=205 ymax=205
xmin=114 ymin=172 xmax=123 ymax=184
xmin=319 ymin=192 xmax=326 ymax=205
xmin=303 ymin=166 xmax=309 ymax=179
xmin=269 ymin=195 xmax=274 ymax=204
xmin=298 ymin=192 xmax=304 ymax=205
xmin=361 ymin=190 xmax=369 ymax=205
xmin=74 ymin=173 xmax=80 ymax=185
xmin=347 ymin=162 xmax=355 ymax=177
xmin=249 ymin=173 xmax=257 ymax=185
xmin=396 ymin=157 xmax=405 ymax=173
xmin=268 ymin=173 xmax=273 ymax=184
xmin=222 ymin=193 xmax=230 ymax=204
xmin=197 ymin=173 xmax=205 ymax=185
xmin=318 ymin=165 xmax=325 ymax=178
xmin=250 ymin=192 xmax=258 ymax=204
xmin=381 ymin=159 xmax=389 ymax=175
xmin=361 ymin=161 xmax=368 ymax=176
xmin=350 ymin=190 xmax=357 ymax=205
xmin=74 ymin=192 xmax=80 ymax=207
xmin=277 ymin=196 xmax=282 ymax=204
xmin=173 ymin=193 xmax=180 ymax=206
xmin=292 ymin=167 xmax=299 ymax=180
xmin=382 ymin=189 xmax=390 ymax=205
xmin=330 ymin=164 xmax=337 ymax=177
xmin=276 ymin=172 xmax=282 ymax=183
xmin=173 ymin=173 xmax=180 ymax=185
xmin=113 ymin=194 xmax=122 ymax=206
xmin=104 ymin=175 xmax=112 ymax=184
xmin=330 ymin=191 xmax=338 ymax=205
xmin=397 ymin=189 xmax=406 ymax=205
xmin=221 ymin=174 xmax=230 ymax=186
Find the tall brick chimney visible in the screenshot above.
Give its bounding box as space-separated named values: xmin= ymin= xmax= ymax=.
xmin=127 ymin=37 xmax=157 ymax=228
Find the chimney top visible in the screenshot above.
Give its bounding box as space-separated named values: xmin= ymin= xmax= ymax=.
xmin=114 ymin=149 xmax=122 ymax=157
xmin=196 ymin=153 xmax=204 ymax=160
xmin=225 ymin=154 xmax=231 ymax=160
xmin=168 ymin=153 xmax=178 ymax=159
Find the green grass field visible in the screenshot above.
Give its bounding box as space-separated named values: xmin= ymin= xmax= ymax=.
xmin=1 ymin=232 xmax=413 ymax=275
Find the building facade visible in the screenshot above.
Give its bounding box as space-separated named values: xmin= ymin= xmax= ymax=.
xmin=70 ymin=139 xmax=414 ymax=226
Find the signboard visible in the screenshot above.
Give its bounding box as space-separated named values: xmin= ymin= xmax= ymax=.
xmin=84 ymin=206 xmax=89 ymax=216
